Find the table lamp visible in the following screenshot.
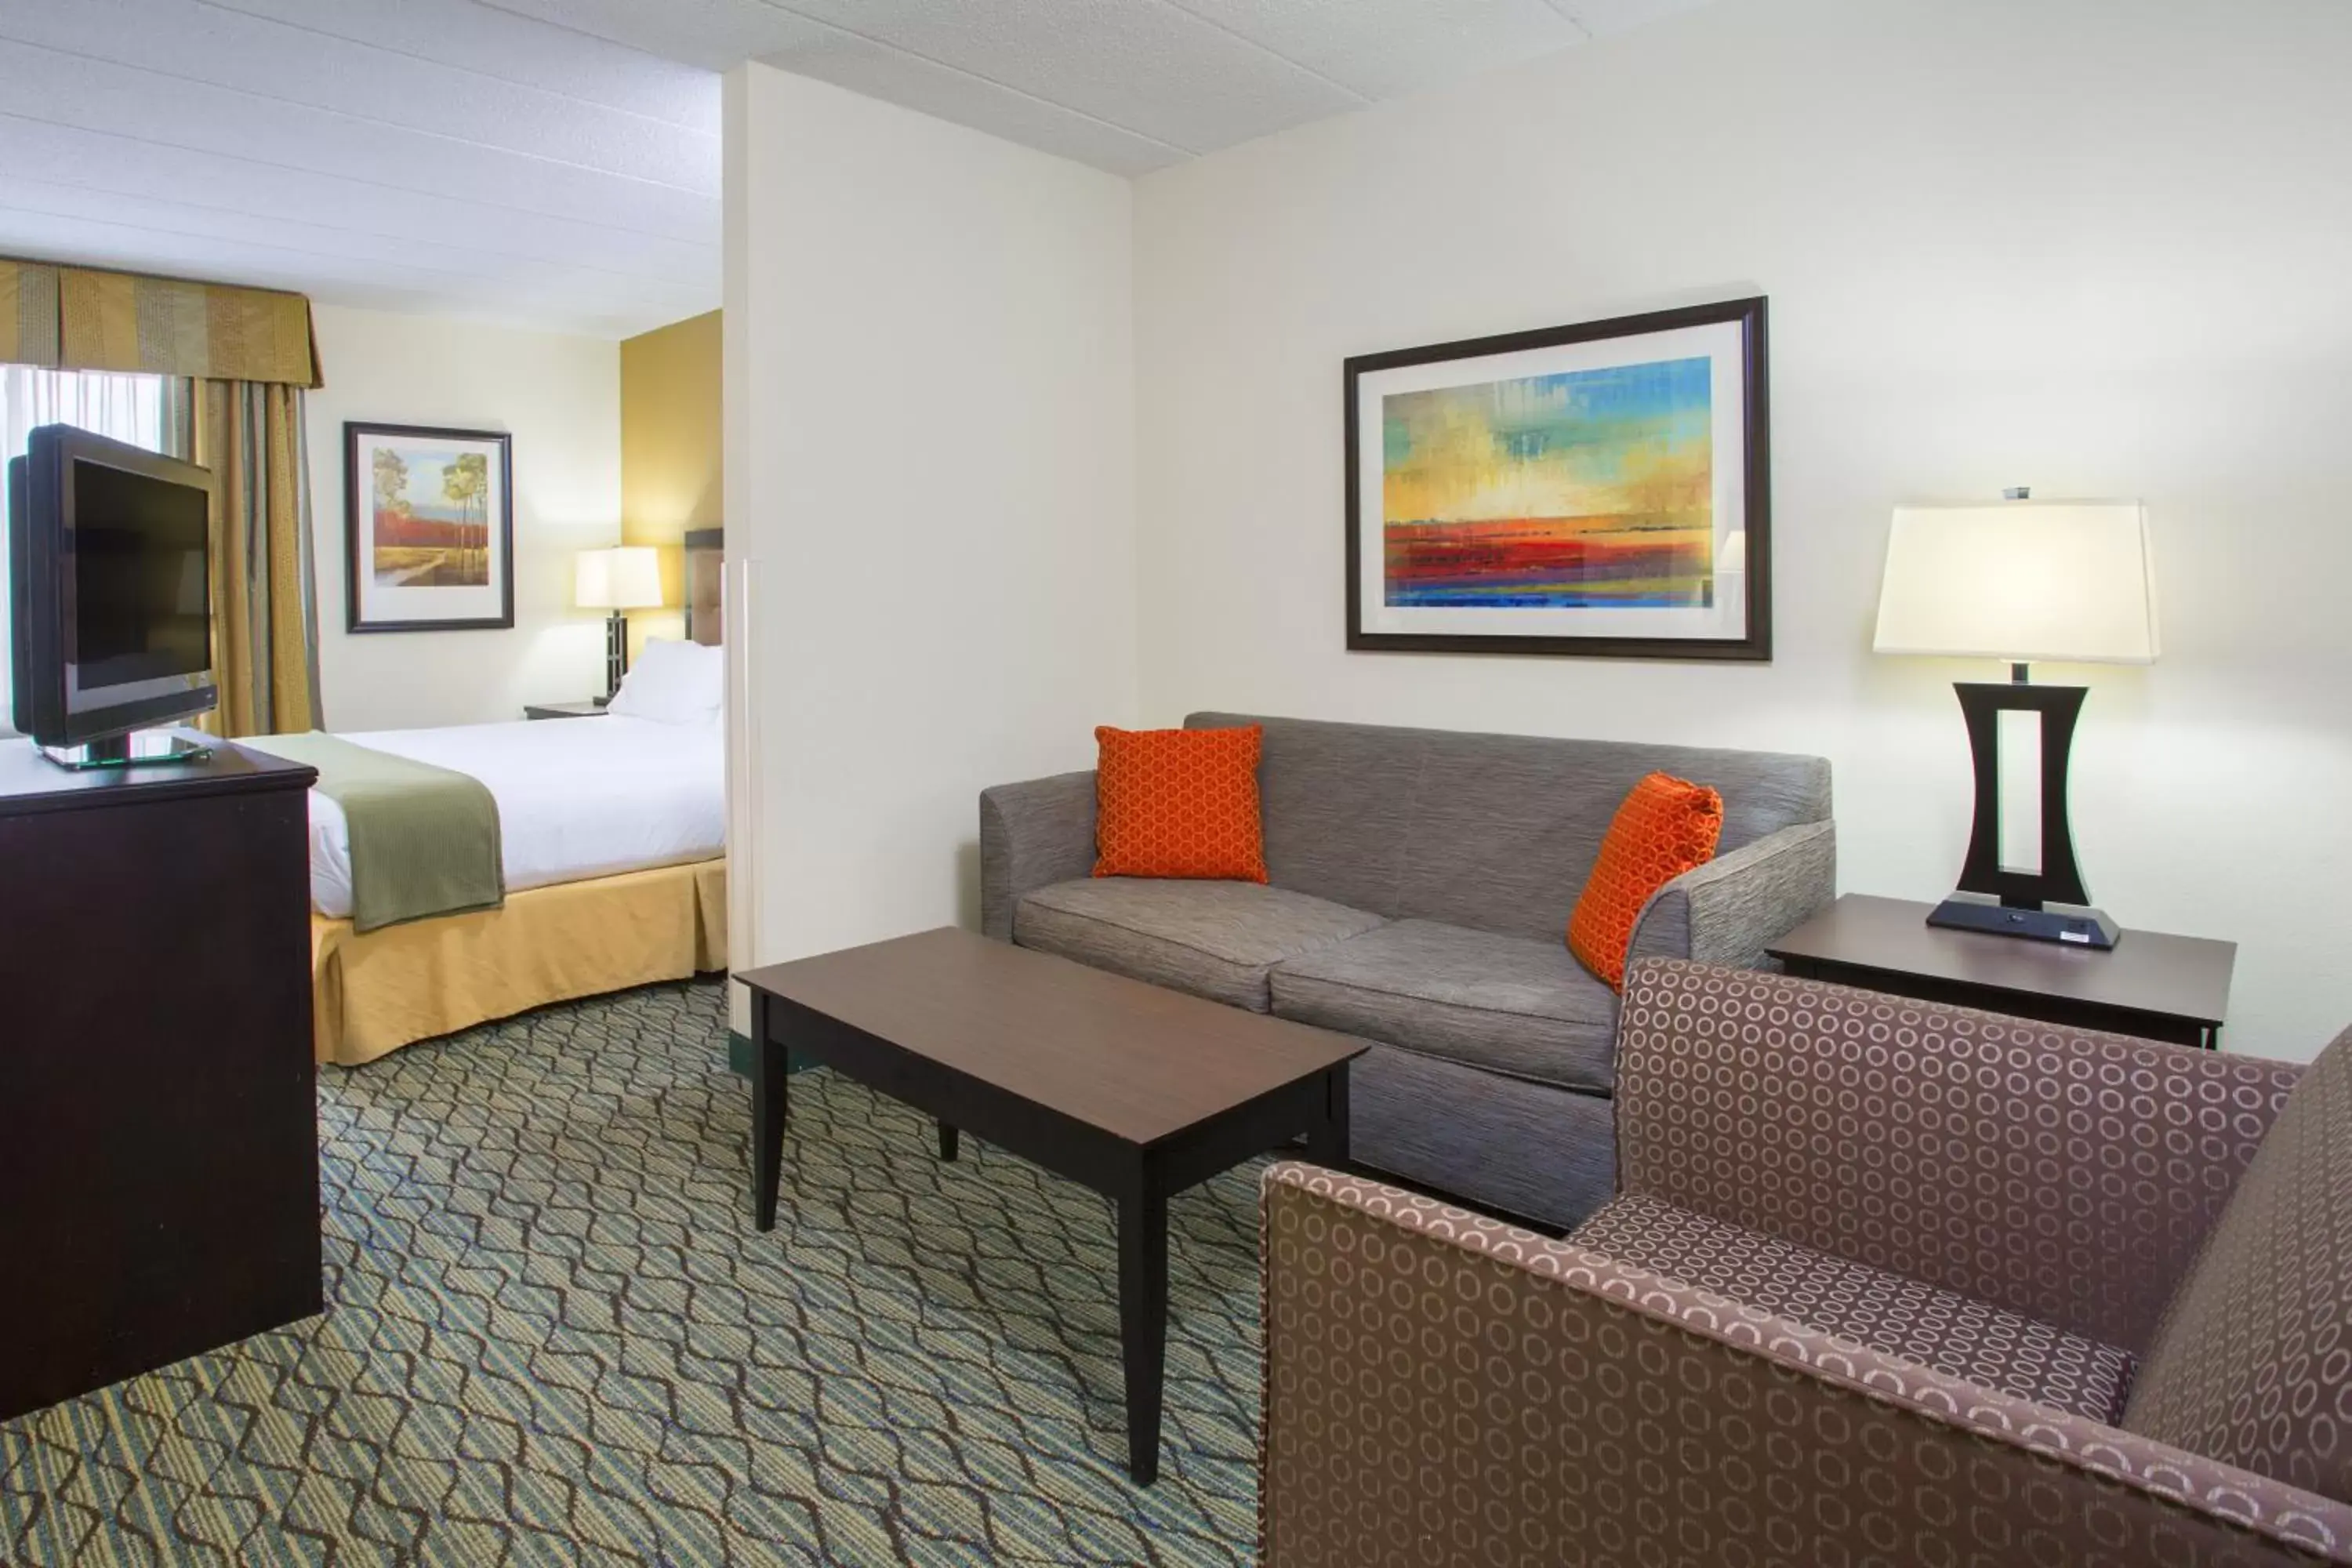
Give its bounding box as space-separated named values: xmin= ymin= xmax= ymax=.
xmin=1873 ymin=495 xmax=2158 ymax=948
xmin=575 ymin=545 xmax=664 ymax=703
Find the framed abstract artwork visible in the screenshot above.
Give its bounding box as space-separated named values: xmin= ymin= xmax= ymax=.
xmin=343 ymin=422 xmax=514 ymax=633
xmin=1345 ymin=296 xmax=1770 ymax=660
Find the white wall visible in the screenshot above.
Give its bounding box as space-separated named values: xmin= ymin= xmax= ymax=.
xmin=724 ymin=64 xmax=1137 ymax=967
xmin=306 ymin=303 xmax=619 ymax=731
xmin=1133 ymin=0 xmax=2352 ymax=1058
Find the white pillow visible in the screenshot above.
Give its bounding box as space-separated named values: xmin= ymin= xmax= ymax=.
xmin=608 ymin=638 xmax=724 ymax=725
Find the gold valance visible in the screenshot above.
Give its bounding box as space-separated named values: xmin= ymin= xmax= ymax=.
xmin=0 ymin=258 xmax=319 ymax=387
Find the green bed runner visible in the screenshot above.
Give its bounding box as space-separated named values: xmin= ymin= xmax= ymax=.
xmin=245 ymin=731 xmax=503 ymax=934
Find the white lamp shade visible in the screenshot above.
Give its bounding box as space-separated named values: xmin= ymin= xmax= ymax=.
xmin=1874 ymin=502 xmax=2158 ymax=664
xmin=575 ymin=546 xmax=664 ymax=610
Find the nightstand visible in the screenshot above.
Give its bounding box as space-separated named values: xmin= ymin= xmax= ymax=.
xmin=524 ymin=700 xmax=609 ymax=720
xmin=1766 ymin=894 xmax=2234 ymax=1048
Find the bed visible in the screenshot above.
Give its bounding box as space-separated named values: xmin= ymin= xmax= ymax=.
xmin=298 ymin=530 xmax=728 ymax=1066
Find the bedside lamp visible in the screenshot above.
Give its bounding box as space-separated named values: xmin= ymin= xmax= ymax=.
xmin=1873 ymin=496 xmax=2158 ymax=948
xmin=575 ymin=546 xmax=664 ymax=703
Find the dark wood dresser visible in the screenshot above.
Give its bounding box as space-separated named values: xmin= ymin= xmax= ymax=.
xmin=0 ymin=734 xmax=322 ymax=1423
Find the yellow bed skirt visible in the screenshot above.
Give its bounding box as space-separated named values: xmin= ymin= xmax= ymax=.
xmin=312 ymin=858 xmax=728 ymax=1067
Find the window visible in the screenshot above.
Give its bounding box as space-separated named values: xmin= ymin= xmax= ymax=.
xmin=0 ymin=367 xmax=174 ymax=732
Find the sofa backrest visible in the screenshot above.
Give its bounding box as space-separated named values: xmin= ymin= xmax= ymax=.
xmin=2122 ymin=1025 xmax=2352 ymax=1504
xmin=1185 ymin=712 xmax=1832 ymax=942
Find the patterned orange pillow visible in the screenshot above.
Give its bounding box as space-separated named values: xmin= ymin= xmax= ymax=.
xmin=1092 ymin=724 xmax=1269 ymax=883
xmin=1567 ymin=772 xmax=1724 ymax=990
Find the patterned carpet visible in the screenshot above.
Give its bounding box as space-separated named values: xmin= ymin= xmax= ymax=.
xmin=0 ymin=979 xmax=1264 ymax=1566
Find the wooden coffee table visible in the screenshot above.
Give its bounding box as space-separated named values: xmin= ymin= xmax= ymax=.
xmin=737 ymin=926 xmax=1363 ymax=1484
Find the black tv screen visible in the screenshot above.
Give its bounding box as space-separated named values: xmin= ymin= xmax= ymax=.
xmin=71 ymin=458 xmax=212 ymax=692
xmin=9 ymin=424 xmax=217 ymax=748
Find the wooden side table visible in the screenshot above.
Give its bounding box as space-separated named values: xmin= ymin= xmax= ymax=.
xmin=1766 ymin=894 xmax=2234 ymax=1049
xmin=524 ymin=700 xmax=609 ymax=720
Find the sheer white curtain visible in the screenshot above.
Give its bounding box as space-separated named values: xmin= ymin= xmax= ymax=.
xmin=0 ymin=366 xmax=172 ymax=732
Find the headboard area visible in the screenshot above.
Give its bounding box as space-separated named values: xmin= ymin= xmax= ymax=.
xmin=684 ymin=528 xmax=724 ymax=646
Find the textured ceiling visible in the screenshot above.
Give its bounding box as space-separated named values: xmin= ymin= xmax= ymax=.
xmin=514 ymin=0 xmax=1714 ymax=176
xmin=0 ymin=0 xmax=720 ymax=338
xmin=0 ymin=0 xmax=1710 ymax=339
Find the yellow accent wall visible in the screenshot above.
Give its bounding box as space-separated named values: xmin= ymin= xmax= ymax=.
xmin=619 ymin=308 xmax=721 ymax=648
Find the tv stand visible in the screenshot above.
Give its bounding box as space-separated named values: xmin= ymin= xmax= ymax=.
xmin=38 ymin=727 xmax=213 ymax=770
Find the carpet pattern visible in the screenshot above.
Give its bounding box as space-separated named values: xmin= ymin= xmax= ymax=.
xmin=0 ymin=979 xmax=1264 ymax=1566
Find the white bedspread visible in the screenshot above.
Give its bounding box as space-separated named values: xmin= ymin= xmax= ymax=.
xmin=307 ymin=715 xmax=724 ymax=920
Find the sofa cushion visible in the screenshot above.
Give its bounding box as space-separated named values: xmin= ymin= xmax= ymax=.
xmin=1574 ymin=1194 xmax=2136 ymax=1424
xmin=2122 ymin=1027 xmax=2352 ymax=1504
xmin=1350 ymin=1040 xmax=1617 ymax=1231
xmin=1190 ymin=711 xmax=1831 ymax=942
xmin=1268 ymin=919 xmax=1617 ymax=1094
xmin=1013 ymin=877 xmax=1384 ymax=1013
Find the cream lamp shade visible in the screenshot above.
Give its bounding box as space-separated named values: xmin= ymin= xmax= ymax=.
xmin=1873 ymin=502 xmax=2159 ymax=665
xmin=575 ymin=546 xmax=664 ymax=611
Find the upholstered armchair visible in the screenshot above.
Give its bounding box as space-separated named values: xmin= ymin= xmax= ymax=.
xmin=1258 ymin=959 xmax=2352 ymax=1566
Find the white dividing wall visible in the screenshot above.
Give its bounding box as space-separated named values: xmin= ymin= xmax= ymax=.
xmin=305 ymin=303 xmax=619 ymax=731
xmin=724 ymin=63 xmax=1138 ymax=969
xmin=1131 ymin=0 xmax=2352 ymax=1057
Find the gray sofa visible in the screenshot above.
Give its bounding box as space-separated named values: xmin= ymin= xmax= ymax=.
xmin=978 ymin=712 xmax=1835 ymax=1228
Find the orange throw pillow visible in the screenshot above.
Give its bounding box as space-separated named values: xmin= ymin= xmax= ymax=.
xmin=1567 ymin=772 xmax=1724 ymax=990
xmin=1092 ymin=724 xmax=1269 ymax=883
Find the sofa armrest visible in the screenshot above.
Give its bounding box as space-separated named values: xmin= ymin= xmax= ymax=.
xmin=978 ymin=771 xmax=1096 ymax=941
xmin=1614 ymin=959 xmax=2304 ymax=1352
xmin=1625 ymin=817 xmax=1835 ymax=972
xmin=1260 ymin=1162 xmax=2352 ymax=1568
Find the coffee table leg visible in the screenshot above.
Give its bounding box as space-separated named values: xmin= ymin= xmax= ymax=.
xmin=938 ymin=1120 xmax=960 ymax=1161
xmin=1116 ymin=1171 xmax=1168 ymax=1485
xmin=751 ymin=991 xmax=789 ymax=1232
xmin=1305 ymin=1063 xmax=1350 ymax=1167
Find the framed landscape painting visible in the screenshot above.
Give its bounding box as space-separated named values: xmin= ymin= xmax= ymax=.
xmin=344 ymin=422 xmax=514 ymax=633
xmin=1345 ymin=296 xmax=1769 ymax=660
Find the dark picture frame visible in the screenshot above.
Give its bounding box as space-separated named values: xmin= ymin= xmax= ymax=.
xmin=343 ymin=421 xmax=515 ymax=633
xmin=1345 ymin=296 xmax=1771 ymax=661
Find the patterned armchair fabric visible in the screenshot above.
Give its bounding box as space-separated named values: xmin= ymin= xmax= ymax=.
xmin=1259 ymin=1163 xmax=2352 ymax=1567
xmin=1570 ymin=1191 xmax=2137 ymax=1421
xmin=1260 ymin=962 xmax=2352 ymax=1566
xmin=1613 ymin=959 xmax=2303 ymax=1353
xmin=2125 ymin=1023 xmax=2352 ymax=1504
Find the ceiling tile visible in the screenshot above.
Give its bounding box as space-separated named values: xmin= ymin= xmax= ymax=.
xmin=757 ymin=32 xmax=1189 ymax=176
xmin=0 ymin=207 xmax=700 ymax=336
xmin=207 ymin=0 xmax=724 ymax=132
xmin=478 ymin=0 xmax=830 ymax=73
xmin=0 ymin=171 xmax=711 ymax=302
xmin=770 ymin=0 xmax=1364 ymax=154
xmin=1549 ymin=0 xmax=1715 ymax=39
xmin=0 ymin=38 xmax=717 ymax=239
xmin=0 ymin=0 xmax=717 ymax=194
xmin=0 ymin=117 xmax=716 ymax=283
xmin=1164 ymin=0 xmax=1584 ymax=100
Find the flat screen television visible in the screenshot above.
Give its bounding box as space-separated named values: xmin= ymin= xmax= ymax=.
xmin=8 ymin=423 xmax=217 ymax=758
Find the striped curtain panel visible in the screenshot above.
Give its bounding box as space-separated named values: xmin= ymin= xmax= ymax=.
xmin=194 ymin=379 xmax=323 ymax=736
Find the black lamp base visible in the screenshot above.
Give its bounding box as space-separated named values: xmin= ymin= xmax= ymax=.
xmin=603 ymin=611 xmax=630 ymax=703
xmin=1927 ymin=891 xmax=2120 ymax=949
